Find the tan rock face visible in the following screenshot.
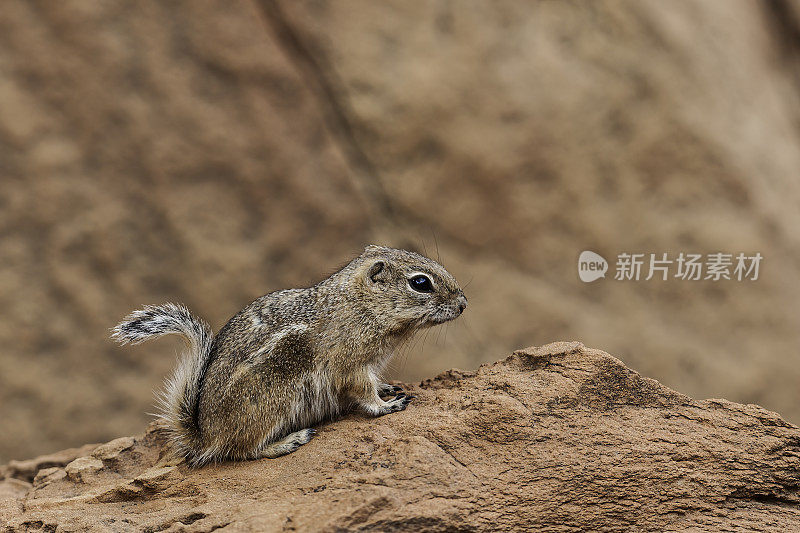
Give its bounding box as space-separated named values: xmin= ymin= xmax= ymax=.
xmin=1 ymin=0 xmax=800 ymax=465
xmin=2 ymin=343 xmax=799 ymax=531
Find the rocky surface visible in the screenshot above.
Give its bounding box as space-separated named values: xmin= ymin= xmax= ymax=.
xmin=2 ymin=342 xmax=799 ymax=532
xmin=2 ymin=0 xmax=800 ymax=467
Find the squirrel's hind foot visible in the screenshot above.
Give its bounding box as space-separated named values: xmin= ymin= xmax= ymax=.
xmin=255 ymin=428 xmax=316 ymax=459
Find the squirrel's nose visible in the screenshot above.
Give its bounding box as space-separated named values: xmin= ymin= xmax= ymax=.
xmin=456 ymin=294 xmax=468 ymax=314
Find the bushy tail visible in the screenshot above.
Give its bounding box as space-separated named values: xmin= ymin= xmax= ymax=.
xmin=112 ymin=303 xmax=214 ymax=465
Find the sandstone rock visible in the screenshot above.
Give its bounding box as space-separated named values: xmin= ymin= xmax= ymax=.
xmin=0 ymin=444 xmax=99 ymax=484
xmin=64 ymin=457 xmax=104 ymax=484
xmin=2 ymin=343 xmax=798 ymax=531
xmin=89 ymin=437 xmax=135 ymax=462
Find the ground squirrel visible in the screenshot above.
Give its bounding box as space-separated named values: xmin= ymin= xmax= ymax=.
xmin=112 ymin=245 xmax=467 ymax=466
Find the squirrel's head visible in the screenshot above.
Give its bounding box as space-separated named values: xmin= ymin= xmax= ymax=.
xmin=350 ymin=245 xmax=467 ymax=332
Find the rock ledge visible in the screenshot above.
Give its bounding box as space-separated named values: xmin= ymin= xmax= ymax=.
xmin=2 ymin=342 xmax=799 ymax=531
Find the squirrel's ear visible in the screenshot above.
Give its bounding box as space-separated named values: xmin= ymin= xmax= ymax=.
xmin=367 ymin=260 xmax=389 ymax=283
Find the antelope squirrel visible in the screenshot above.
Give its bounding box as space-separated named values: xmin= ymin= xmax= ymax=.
xmin=112 ymin=245 xmax=467 ymax=466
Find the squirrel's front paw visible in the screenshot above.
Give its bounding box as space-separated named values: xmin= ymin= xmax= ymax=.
xmin=377 ymin=382 xmax=404 ymax=397
xmin=381 ymin=393 xmax=414 ymax=415
xmin=360 ymin=392 xmax=415 ymax=417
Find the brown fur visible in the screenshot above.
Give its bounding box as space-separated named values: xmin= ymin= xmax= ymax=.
xmin=114 ymin=245 xmax=467 ymax=465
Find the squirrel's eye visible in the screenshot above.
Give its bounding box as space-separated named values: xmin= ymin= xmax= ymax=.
xmin=408 ymin=274 xmax=434 ymax=293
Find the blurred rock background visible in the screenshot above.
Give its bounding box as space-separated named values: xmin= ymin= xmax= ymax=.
xmin=1 ymin=0 xmax=799 ymax=462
